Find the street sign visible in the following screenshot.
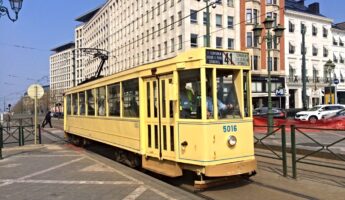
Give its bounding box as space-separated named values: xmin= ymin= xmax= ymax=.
xmin=27 ymin=84 xmax=44 ymax=99
xmin=275 ymin=88 xmax=284 ymax=96
xmin=334 ymin=79 xmax=339 ymax=85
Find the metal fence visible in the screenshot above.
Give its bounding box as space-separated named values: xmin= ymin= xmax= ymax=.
xmin=0 ymin=124 xmax=42 ymax=159
xmin=254 ymin=125 xmax=287 ymax=177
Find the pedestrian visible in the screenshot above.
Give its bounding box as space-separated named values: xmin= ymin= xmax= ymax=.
xmin=42 ymin=111 xmax=52 ymax=128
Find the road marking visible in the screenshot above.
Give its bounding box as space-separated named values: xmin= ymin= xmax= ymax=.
xmin=122 ymin=185 xmax=147 ymax=200
xmin=0 ymin=179 xmax=137 ymax=185
xmin=0 ymin=157 xmax=84 ymax=188
xmin=0 ymin=163 xmax=21 ymax=168
xmin=12 ymin=155 xmax=81 ymax=158
xmin=80 ymin=164 xmax=115 ymax=172
xmin=148 ymin=187 xmax=177 ymax=200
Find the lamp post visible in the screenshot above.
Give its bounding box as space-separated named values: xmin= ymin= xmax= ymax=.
xmin=253 ymin=18 xmax=285 ymax=132
xmin=0 ymin=0 xmax=23 ymax=22
xmin=324 ymin=60 xmax=335 ymax=104
xmin=197 ymin=0 xmax=217 ymax=47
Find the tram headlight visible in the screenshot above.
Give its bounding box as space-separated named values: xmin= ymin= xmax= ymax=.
xmin=228 ymin=135 xmax=237 ymax=147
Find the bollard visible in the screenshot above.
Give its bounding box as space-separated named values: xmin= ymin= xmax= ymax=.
xmin=38 ymin=124 xmax=42 ymax=144
xmin=291 ymin=125 xmax=297 ymax=179
xmin=19 ymin=126 xmax=23 ymax=146
xmin=281 ymin=125 xmax=287 ymax=177
xmin=0 ymin=126 xmax=3 ymax=160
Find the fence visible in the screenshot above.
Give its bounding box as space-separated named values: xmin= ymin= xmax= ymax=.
xmin=0 ymin=124 xmax=42 ymax=159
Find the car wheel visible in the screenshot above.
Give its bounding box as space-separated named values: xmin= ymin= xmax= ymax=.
xmin=309 ymin=116 xmax=317 ymax=124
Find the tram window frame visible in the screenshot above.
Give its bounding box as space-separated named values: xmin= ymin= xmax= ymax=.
xmin=66 ymin=94 xmax=71 ymax=115
xmin=205 ymin=68 xmax=215 ymax=119
xmin=216 ymin=69 xmax=241 ymax=119
xmin=72 ymin=93 xmax=78 ymax=115
xmin=178 ymin=69 xmax=201 ymax=119
xmin=122 ymin=78 xmax=139 ymax=118
xmin=243 ymin=70 xmax=251 ymax=117
xmin=108 ymin=83 xmax=121 ymax=117
xmin=97 ymin=86 xmax=106 ymax=116
xmin=87 ymin=89 xmax=95 ymax=116
xmin=79 ymin=91 xmax=86 ymax=116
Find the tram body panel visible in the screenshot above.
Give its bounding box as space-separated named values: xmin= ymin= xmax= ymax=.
xmin=66 ymin=116 xmax=140 ymax=152
xmin=177 ymin=121 xmax=254 ymax=165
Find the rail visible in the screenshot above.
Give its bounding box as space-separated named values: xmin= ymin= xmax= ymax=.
xmin=291 ymin=125 xmax=345 ymax=178
xmin=0 ymin=124 xmax=42 ymax=159
xmin=254 ymin=125 xmax=287 ymax=177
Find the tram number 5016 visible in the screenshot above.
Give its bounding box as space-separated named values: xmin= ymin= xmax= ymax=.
xmin=223 ymin=125 xmax=238 ymax=133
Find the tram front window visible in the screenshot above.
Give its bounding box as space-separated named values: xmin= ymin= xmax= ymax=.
xmin=179 ymin=69 xmax=201 ymax=119
xmin=216 ymin=69 xmax=241 ymax=119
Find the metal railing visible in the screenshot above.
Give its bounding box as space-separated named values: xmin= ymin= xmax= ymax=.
xmin=291 ymin=125 xmax=345 ymax=178
xmin=254 ymin=125 xmax=287 ymax=177
xmin=0 ymin=124 xmax=42 ymax=160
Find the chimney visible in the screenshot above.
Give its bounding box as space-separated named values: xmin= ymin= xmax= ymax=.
xmin=308 ymin=2 xmax=320 ymax=14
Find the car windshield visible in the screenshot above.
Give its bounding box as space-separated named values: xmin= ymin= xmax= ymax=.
xmin=308 ymin=106 xmax=321 ymax=111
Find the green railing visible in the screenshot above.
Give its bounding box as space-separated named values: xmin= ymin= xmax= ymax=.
xmin=0 ymin=124 xmax=42 ymax=160
xmin=291 ymin=125 xmax=345 ymax=178
xmin=254 ymin=125 xmax=287 ymax=177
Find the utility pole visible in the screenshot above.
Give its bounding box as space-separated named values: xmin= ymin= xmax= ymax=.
xmin=206 ymin=0 xmax=210 ymax=47
xmin=301 ymin=24 xmax=307 ymax=110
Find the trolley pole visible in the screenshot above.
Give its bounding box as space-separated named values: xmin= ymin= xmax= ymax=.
xmin=34 ymin=87 xmax=37 ymax=144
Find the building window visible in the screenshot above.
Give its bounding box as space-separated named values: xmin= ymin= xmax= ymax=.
xmin=203 ymin=12 xmax=207 ymax=25
xmin=171 ymin=38 xmax=175 ymax=52
xmin=157 ymin=23 xmax=161 ymax=36
xmin=253 ymin=9 xmax=258 ymax=24
xmin=273 ymin=57 xmax=278 ymax=71
xmin=334 ymin=54 xmax=338 ymax=63
xmin=227 ymin=0 xmax=234 ymax=7
xmin=152 ymin=27 xmax=155 ymax=39
xmin=170 ymin=16 xmax=174 ymax=30
xmin=333 ymin=37 xmax=338 ymax=45
xmin=216 ymin=14 xmax=222 ymax=27
xmin=178 ymin=11 xmax=182 ymax=26
xmin=191 ymin=34 xmax=198 ymax=47
xmin=247 ymin=32 xmax=253 ymax=47
xmin=246 ymin=9 xmax=252 ymax=23
xmin=340 ymin=38 xmax=344 ymax=46
xmin=312 ymin=45 xmax=318 ymax=56
xmin=216 ymin=37 xmax=222 ymax=48
xmin=253 ymin=55 xmax=259 ymax=70
xmin=158 ymin=44 xmax=161 ymax=57
xmin=164 ymin=20 xmax=167 ymax=33
xmin=152 ymin=47 xmax=155 ymax=59
xmin=312 ymin=25 xmax=317 ymax=36
xmin=178 ymin=35 xmax=183 ymax=50
xmin=340 ymin=55 xmax=344 ymax=63
xmin=323 ymin=27 xmax=328 ymax=38
xmin=190 ymin=10 xmax=197 ymax=23
xmin=289 ymin=21 xmax=295 ymax=32
xmin=227 ymin=38 xmax=234 ymax=49
xmin=164 ymin=41 xmax=168 ymax=55
xmin=157 ymin=2 xmax=160 ymax=15
xmin=227 ymin=16 xmax=234 ymax=28
xmin=323 ymin=47 xmax=328 ymax=57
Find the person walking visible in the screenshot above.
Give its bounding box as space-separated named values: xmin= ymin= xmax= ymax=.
xmin=42 ymin=111 xmax=52 ymax=128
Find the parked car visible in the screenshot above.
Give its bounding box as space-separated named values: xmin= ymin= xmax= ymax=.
xmin=253 ymin=107 xmax=286 ymax=118
xmin=295 ymin=104 xmax=345 ymax=123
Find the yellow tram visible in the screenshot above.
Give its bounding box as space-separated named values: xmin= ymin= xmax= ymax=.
xmin=64 ymin=48 xmax=256 ymax=179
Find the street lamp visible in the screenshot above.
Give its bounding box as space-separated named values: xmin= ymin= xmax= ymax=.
xmin=324 ymin=59 xmax=335 ymax=104
xmin=253 ymin=18 xmax=285 ymax=131
xmin=0 ymin=0 xmax=23 ymax=22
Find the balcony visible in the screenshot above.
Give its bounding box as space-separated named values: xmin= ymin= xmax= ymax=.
xmin=287 ymin=76 xmax=327 ymax=87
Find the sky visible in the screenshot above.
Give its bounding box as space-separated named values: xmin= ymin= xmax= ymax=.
xmin=0 ymin=0 xmax=344 ymax=111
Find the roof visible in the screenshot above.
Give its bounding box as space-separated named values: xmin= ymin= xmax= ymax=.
xmin=51 ymin=42 xmax=75 ymax=53
xmin=333 ymin=22 xmax=345 ymax=30
xmin=285 ymin=0 xmax=324 ymax=17
xmin=75 ymin=4 xmax=103 ymax=23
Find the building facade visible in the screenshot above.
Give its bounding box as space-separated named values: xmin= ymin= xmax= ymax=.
xmin=49 ymin=42 xmax=75 ymax=107
xmin=331 ymin=22 xmax=345 ymax=104
xmin=284 ymin=0 xmax=336 ymax=109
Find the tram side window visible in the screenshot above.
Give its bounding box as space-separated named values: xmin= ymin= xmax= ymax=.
xmin=123 ymin=79 xmax=139 ymax=118
xmin=66 ymin=95 xmax=71 ymax=115
xmin=108 ymin=84 xmax=120 ymax=116
xmin=179 ymin=69 xmax=201 ymax=119
xmin=87 ymin=89 xmax=95 ymax=116
xmin=243 ymin=70 xmax=250 ymax=117
xmin=216 ymin=69 xmax=241 ymax=119
xmin=79 ymin=92 xmax=85 ymax=115
xmin=97 ymin=87 xmax=106 ymax=116
xmin=72 ymin=93 xmax=78 ymax=115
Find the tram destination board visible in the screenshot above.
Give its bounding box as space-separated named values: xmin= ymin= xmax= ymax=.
xmin=206 ymin=49 xmax=249 ymax=66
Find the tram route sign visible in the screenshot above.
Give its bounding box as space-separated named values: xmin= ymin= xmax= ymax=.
xmin=206 ymin=50 xmax=249 ymax=66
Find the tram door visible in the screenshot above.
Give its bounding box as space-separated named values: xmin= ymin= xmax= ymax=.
xmin=144 ymin=74 xmax=176 ymax=160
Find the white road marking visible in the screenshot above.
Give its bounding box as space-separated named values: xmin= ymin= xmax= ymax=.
xmin=13 ymin=155 xmax=81 ymax=158
xmin=80 ymin=164 xmax=115 ymax=172
xmin=122 ymin=185 xmax=147 ymax=200
xmin=0 ymin=157 xmax=84 ymax=188
xmin=148 ymin=187 xmax=177 ymax=200
xmin=0 ymin=179 xmax=136 ymax=185
xmin=0 ymin=163 xmax=21 ymax=168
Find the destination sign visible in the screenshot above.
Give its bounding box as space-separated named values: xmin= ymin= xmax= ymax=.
xmin=206 ymin=50 xmax=249 ymax=66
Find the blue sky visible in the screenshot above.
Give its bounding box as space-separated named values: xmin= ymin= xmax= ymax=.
xmin=0 ymin=0 xmax=344 ymax=109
